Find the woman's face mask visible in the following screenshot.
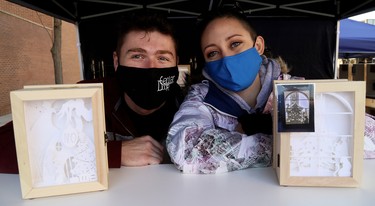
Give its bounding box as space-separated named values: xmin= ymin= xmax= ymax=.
xmin=115 ymin=65 xmax=178 ymax=110
xmin=204 ymin=47 xmax=262 ymax=92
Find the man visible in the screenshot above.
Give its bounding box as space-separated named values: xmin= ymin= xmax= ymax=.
xmin=0 ymin=12 xmax=182 ymax=172
xmin=84 ymin=12 xmax=182 ymax=167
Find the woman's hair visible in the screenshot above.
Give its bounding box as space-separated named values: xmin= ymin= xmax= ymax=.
xmin=194 ymin=8 xmax=258 ymax=69
xmin=116 ymin=11 xmax=178 ymax=56
xmin=196 ymin=8 xmax=290 ymax=74
xmin=197 ymin=8 xmax=258 ymax=43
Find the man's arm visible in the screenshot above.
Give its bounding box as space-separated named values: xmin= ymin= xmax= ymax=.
xmin=121 ymin=136 xmax=164 ymax=166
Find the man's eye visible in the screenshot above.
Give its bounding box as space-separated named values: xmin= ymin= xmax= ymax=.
xmin=131 ymin=54 xmax=144 ymax=59
xmin=231 ymin=42 xmax=241 ymax=48
xmin=158 ymin=56 xmax=170 ymax=62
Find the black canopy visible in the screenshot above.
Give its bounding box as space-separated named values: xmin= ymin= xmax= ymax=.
xmin=7 ymin=0 xmax=375 ymax=22
xmin=7 ymin=0 xmax=375 ymax=80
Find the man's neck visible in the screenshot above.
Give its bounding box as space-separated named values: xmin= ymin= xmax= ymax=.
xmin=124 ymin=93 xmax=164 ymax=115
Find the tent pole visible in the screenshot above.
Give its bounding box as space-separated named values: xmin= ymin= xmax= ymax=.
xmin=75 ymin=23 xmax=84 ymax=80
xmin=334 ymin=20 xmax=340 ymax=79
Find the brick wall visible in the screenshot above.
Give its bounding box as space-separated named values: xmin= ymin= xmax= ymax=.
xmin=0 ymin=0 xmax=53 ymax=29
xmin=0 ymin=0 xmax=81 ymax=115
xmin=62 ymin=21 xmax=81 ymax=83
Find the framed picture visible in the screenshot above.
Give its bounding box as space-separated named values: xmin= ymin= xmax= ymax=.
xmin=273 ymin=80 xmax=365 ymax=187
xmin=177 ymin=64 xmax=191 ymax=87
xmin=275 ymin=83 xmax=315 ymax=132
xmin=10 ymin=83 xmax=108 ymax=199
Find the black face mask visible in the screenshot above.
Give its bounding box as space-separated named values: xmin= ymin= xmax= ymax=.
xmin=115 ymin=65 xmax=179 ymax=110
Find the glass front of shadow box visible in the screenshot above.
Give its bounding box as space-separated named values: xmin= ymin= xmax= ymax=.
xmin=24 ymin=98 xmax=98 ymax=187
xmin=274 ymin=80 xmax=365 ymax=187
xmin=289 ymin=91 xmax=354 ymax=177
xmin=10 ymin=84 xmax=108 ymax=199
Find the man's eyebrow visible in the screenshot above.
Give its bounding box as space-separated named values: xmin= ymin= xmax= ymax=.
xmin=155 ymin=50 xmax=175 ymax=57
xmin=126 ymin=48 xmax=146 ymax=54
xmin=126 ymin=48 xmax=174 ymax=57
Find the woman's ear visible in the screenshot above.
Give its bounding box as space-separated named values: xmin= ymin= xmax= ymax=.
xmin=254 ymin=36 xmax=265 ymax=55
xmin=113 ymin=51 xmax=119 ymax=71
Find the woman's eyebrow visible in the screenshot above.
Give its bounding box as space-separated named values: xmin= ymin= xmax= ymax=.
xmin=226 ymin=34 xmax=243 ymax=41
xmin=203 ymin=44 xmax=215 ymax=52
xmin=203 ymin=34 xmax=244 ymax=52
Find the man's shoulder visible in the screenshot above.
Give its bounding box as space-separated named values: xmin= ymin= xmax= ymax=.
xmin=77 ymin=77 xmax=115 ymax=84
xmin=78 ymin=77 xmax=119 ymax=89
xmin=78 ymin=77 xmax=122 ymax=108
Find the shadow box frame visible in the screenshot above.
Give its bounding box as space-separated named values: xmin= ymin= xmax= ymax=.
xmin=10 ymin=83 xmax=108 ymax=199
xmin=272 ymin=80 xmax=365 ymax=187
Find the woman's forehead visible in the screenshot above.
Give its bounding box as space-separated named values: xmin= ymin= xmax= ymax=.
xmin=201 ymin=18 xmax=251 ymax=41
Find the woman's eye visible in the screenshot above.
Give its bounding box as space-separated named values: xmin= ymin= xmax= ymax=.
xmin=207 ymin=51 xmax=218 ymax=58
xmin=230 ymin=42 xmax=241 ymax=48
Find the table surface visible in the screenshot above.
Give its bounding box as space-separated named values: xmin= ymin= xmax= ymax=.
xmin=1 ymin=160 xmax=375 ymax=206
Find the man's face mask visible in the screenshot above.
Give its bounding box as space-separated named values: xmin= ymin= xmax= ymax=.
xmin=204 ymin=47 xmax=262 ymax=92
xmin=115 ymin=65 xmax=178 ymax=110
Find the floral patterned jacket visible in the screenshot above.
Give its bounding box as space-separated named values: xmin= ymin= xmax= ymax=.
xmin=166 ymin=57 xmax=294 ymax=174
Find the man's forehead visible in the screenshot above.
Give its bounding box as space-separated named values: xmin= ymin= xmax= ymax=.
xmin=121 ymin=31 xmax=176 ymax=54
xmin=123 ymin=30 xmax=173 ymax=44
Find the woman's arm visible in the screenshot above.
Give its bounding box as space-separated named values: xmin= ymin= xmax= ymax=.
xmin=167 ymin=84 xmax=272 ymax=174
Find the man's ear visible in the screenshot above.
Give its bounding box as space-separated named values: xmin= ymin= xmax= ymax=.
xmin=254 ymin=36 xmax=265 ymax=55
xmin=113 ymin=51 xmax=119 ymax=71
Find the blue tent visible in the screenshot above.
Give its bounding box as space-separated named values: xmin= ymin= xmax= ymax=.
xmin=339 ymin=19 xmax=375 ymax=58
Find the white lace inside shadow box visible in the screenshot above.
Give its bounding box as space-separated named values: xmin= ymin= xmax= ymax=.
xmin=10 ymin=83 xmax=108 ymax=199
xmin=272 ymin=80 xmax=365 ymax=187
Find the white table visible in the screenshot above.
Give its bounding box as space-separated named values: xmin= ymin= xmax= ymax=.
xmin=1 ymin=160 xmax=375 ymax=206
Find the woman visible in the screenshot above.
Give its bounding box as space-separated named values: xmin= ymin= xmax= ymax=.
xmin=166 ymin=9 xmax=294 ymax=174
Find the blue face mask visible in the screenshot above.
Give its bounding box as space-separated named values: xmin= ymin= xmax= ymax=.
xmin=204 ymin=47 xmax=262 ymax=92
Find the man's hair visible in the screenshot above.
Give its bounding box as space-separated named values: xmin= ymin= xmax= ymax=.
xmin=116 ymin=11 xmax=178 ymax=56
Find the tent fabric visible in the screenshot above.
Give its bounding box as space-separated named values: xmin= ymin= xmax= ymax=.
xmin=6 ymin=0 xmax=375 ymax=80
xmin=76 ymin=16 xmax=337 ymax=80
xmin=7 ymin=0 xmax=375 ymax=22
xmin=339 ymin=19 xmax=375 ymax=58
xmin=245 ymin=18 xmax=337 ymax=79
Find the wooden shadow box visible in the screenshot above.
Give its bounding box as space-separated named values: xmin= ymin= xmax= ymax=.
xmin=273 ymin=80 xmax=365 ymax=187
xmin=10 ymin=83 xmax=108 ymax=199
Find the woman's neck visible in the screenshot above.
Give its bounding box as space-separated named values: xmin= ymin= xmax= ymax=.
xmin=236 ymin=75 xmax=261 ymax=108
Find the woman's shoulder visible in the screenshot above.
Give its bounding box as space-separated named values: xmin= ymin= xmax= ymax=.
xmin=185 ymin=81 xmax=209 ymax=100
